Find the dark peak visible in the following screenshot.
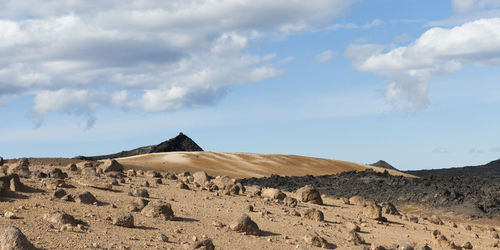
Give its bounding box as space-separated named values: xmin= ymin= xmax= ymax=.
xmin=370 ymin=160 xmax=398 ymax=171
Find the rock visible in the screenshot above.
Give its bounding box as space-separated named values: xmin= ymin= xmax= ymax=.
xmin=247 ymin=205 xmax=254 ymax=212
xmin=141 ymin=200 xmax=175 ymax=220
xmin=345 ymin=222 xmax=360 ymax=232
xmin=212 ymin=176 xmax=235 ymax=190
xmin=429 ymin=215 xmax=444 ymax=225
xmin=61 ymin=194 xmax=74 ymax=202
xmin=98 ymin=159 xmax=124 ymax=173
xmin=347 ymin=231 xmax=365 ymax=245
xmin=398 ymin=243 xmax=414 ymax=250
xmin=52 ymin=189 xmax=67 ymax=199
xmin=48 ymin=168 xmax=68 ymax=179
xmin=341 ymin=197 xmax=350 ymax=205
xmin=229 ymin=214 xmax=261 ymax=236
xmin=223 ymin=184 xmax=240 ymax=195
xmin=81 ymin=167 xmax=98 ymax=177
xmin=0 ymin=226 xmax=36 ymax=250
xmin=68 ymin=163 xmax=78 ymax=171
xmin=192 ymin=238 xmax=215 ymax=250
xmin=284 ymin=197 xmax=298 ymax=208
xmin=365 ymin=202 xmax=383 ymax=221
xmin=10 ymin=175 xmax=23 ymax=192
xmin=126 ymin=169 xmax=136 ymax=177
xmin=146 ymin=170 xmax=162 ymax=178
xmin=432 ymin=230 xmax=455 ymax=249
xmin=462 ymin=241 xmax=473 ymax=249
xmin=235 ymin=182 xmax=246 ymax=194
xmin=177 ymin=182 xmax=190 ymax=190
xmin=193 ymin=171 xmax=210 ymax=186
xmin=154 ymin=178 xmax=162 ymax=185
xmin=113 ymin=213 xmax=134 ymax=228
xmin=7 ymin=158 xmax=30 ymax=177
xmin=493 ymin=231 xmax=499 ymax=239
xmin=0 ymin=156 xmax=3 ymax=166
xmin=381 ymin=202 xmax=400 ymax=215
xmin=130 ymin=188 xmax=149 ymax=198
xmin=302 ymin=208 xmax=324 ymax=222
xmin=414 ymin=244 xmax=431 ymax=250
xmin=43 ymin=211 xmax=77 ymax=226
xmin=128 ymin=199 xmax=150 ymax=212
xmin=261 ymin=188 xmax=286 ymax=200
xmin=4 ymin=211 xmax=16 ymax=219
xmin=159 ymin=234 xmax=168 ymax=242
xmin=76 ymin=191 xmax=98 ymax=204
xmin=407 ymin=215 xmax=419 ymax=223
xmin=296 ymin=185 xmax=323 ymax=205
xmin=142 ymin=181 xmax=150 ymax=187
xmin=349 ymin=196 xmax=367 ymax=206
xmin=303 ymin=233 xmax=330 ymax=248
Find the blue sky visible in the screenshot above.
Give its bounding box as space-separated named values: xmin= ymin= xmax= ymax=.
xmin=1 ymin=0 xmax=500 ymax=170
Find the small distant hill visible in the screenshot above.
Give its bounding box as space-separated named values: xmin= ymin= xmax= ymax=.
xmin=75 ymin=132 xmax=203 ymax=161
xmin=369 ymin=160 xmax=399 ymax=171
xmin=406 ymin=159 xmax=500 ymax=177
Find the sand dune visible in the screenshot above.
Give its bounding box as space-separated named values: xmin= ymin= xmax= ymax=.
xmin=116 ymin=151 xmax=413 ymax=178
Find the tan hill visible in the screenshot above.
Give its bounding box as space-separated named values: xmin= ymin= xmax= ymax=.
xmin=116 ymin=152 xmax=413 ymax=179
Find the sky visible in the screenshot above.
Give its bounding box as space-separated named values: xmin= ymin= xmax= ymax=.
xmin=1 ymin=0 xmax=500 ymax=170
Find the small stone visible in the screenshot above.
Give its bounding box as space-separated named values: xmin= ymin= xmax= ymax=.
xmin=284 ymin=197 xmax=298 ymax=208
xmin=345 ymin=222 xmax=360 ymax=232
xmin=303 ymin=233 xmax=329 ymax=248
xmin=159 ymin=234 xmax=168 ymax=242
xmin=76 ymin=191 xmax=98 ymax=204
xmin=347 ymin=231 xmax=365 ymax=245
xmin=130 ymin=188 xmax=149 ymax=198
xmin=398 ymin=243 xmax=414 ymax=250
xmin=302 ymin=208 xmax=324 ymax=222
xmin=43 ymin=211 xmax=77 ymax=226
xmin=176 ymin=182 xmax=190 ymax=190
xmin=52 ymin=189 xmax=67 ymax=199
xmin=192 ymin=238 xmax=215 ymax=250
xmin=247 ymin=205 xmax=254 ymax=212
xmin=4 ymin=211 xmax=16 ymax=219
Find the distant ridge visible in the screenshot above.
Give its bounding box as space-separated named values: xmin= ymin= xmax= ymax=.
xmin=75 ymin=132 xmax=203 ymax=161
xmin=369 ymin=160 xmax=398 ymax=171
xmin=406 ymin=158 xmax=500 ymax=177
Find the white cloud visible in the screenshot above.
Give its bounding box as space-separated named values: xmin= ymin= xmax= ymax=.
xmin=452 ymin=0 xmax=500 ymax=13
xmin=327 ymin=19 xmax=383 ymax=30
xmin=346 ymin=18 xmax=500 ymax=110
xmin=315 ymin=50 xmax=336 ymax=63
xmin=0 ymin=0 xmax=356 ymax=125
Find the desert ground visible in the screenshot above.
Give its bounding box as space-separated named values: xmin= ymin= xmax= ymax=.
xmin=0 ymin=153 xmax=499 ymax=249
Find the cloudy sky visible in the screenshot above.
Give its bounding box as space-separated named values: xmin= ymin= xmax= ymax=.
xmin=1 ymin=0 xmax=500 ymax=170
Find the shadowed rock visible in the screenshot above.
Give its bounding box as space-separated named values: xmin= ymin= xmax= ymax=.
xmin=43 ymin=211 xmax=77 ymax=226
xmin=302 ymin=208 xmax=324 ymax=222
xmin=229 ymin=214 xmax=261 ymax=236
xmin=296 ymin=185 xmax=323 ymax=205
xmin=0 ymin=226 xmax=37 ymax=250
xmin=76 ymin=192 xmax=98 ymax=204
xmin=98 ymin=159 xmax=124 ymax=173
xmin=113 ymin=213 xmax=134 ymax=228
xmin=141 ymin=200 xmax=174 ymax=220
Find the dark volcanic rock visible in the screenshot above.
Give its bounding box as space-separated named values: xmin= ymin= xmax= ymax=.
xmin=370 ymin=160 xmax=399 ymax=171
xmin=241 ymin=169 xmax=500 ymax=217
xmin=75 ymin=132 xmax=203 ymax=160
xmin=406 ymin=158 xmax=500 ymax=177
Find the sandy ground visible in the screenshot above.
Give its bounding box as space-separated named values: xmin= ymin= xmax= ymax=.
xmin=0 ymin=161 xmax=499 ymax=250
xmin=116 ymin=152 xmax=413 ymax=179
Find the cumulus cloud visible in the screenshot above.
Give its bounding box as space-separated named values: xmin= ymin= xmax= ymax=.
xmin=452 ymin=0 xmax=500 ymax=13
xmin=346 ymin=18 xmax=500 ymax=110
xmin=0 ymin=0 xmax=355 ymax=126
xmin=315 ymin=50 xmax=336 ymax=63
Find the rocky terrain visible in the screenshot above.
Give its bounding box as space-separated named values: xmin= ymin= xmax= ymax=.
xmin=75 ymin=133 xmax=203 ymax=161
xmin=406 ymin=159 xmax=500 ymax=177
xmin=0 ymin=157 xmax=499 ymax=249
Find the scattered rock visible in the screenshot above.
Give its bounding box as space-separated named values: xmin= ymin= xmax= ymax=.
xmin=284 ymin=197 xmax=298 ymax=208
xmin=493 ymin=231 xmax=499 ymax=239
xmin=129 ymin=199 xmax=150 ymax=212
xmin=130 ymin=188 xmax=149 ymax=198
xmin=261 ymin=188 xmax=286 ymax=200
xmin=345 ymin=222 xmax=360 ymax=232
xmin=43 ymin=211 xmax=77 ymax=226
xmin=347 ymin=231 xmax=365 ymax=245
xmin=61 ymin=194 xmax=74 ymax=202
xmin=68 ymin=163 xmax=78 ymax=172
xmin=0 ymin=226 xmax=37 ymax=250
xmin=127 ymin=169 xmax=136 ymax=177
xmin=296 ymin=185 xmax=323 ymax=205
xmin=365 ymin=202 xmax=384 ymax=221
xmin=81 ymin=167 xmax=98 ymax=177
xmin=429 ymin=215 xmax=444 ymax=225
xmin=52 ymin=189 xmax=67 ymax=199
xmin=381 ymin=202 xmax=400 ymax=215
xmin=159 ymin=234 xmax=168 ymax=242
xmin=303 ymin=233 xmax=330 ymax=248
xmin=177 ymin=182 xmax=190 ymax=190
xmin=0 ymin=156 xmax=3 ymax=166
xmin=7 ymin=158 xmax=31 ymax=177
xmin=193 ymin=171 xmax=210 ymax=186
xmin=141 ymin=200 xmax=175 ymax=220
xmin=302 ymin=208 xmax=324 ymax=222
xmin=146 ymin=170 xmax=162 ymax=178
xmin=223 ymin=184 xmax=240 ymax=195
xmin=113 ymin=213 xmax=134 ymax=228
xmin=4 ymin=211 xmax=16 ymax=219
xmin=49 ymin=168 xmax=68 ymax=179
xmin=10 ymin=175 xmax=24 ymax=192
xmin=76 ymin=191 xmax=98 ymax=205
xmin=192 ymin=238 xmax=215 ymax=250
xmin=462 ymin=241 xmax=473 ymax=249
xmin=349 ymin=196 xmax=367 ymax=206
xmin=229 ymin=214 xmax=261 ymax=236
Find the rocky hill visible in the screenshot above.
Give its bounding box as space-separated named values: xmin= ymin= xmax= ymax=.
xmin=369 ymin=160 xmax=399 ymax=171
xmin=406 ymin=158 xmax=500 ymax=177
xmin=75 ymin=133 xmax=203 ymax=161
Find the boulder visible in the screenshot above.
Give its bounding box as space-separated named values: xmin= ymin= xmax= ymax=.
xmin=128 ymin=199 xmax=150 ymax=212
xmin=229 ymin=214 xmax=261 ymax=236
xmin=67 ymin=163 xmax=78 ymax=172
xmin=0 ymin=226 xmax=37 ymax=250
xmin=212 ymin=176 xmax=235 ymax=190
xmin=261 ymin=188 xmax=286 ymax=200
xmin=146 ymin=170 xmax=162 ymax=178
xmin=81 ymin=167 xmax=98 ymax=177
xmin=141 ymin=200 xmax=174 ymax=220
xmin=7 ymin=158 xmax=30 ymax=177
xmin=48 ymin=168 xmax=68 ymax=179
xmin=130 ymin=188 xmax=149 ymax=198
xmin=284 ymin=197 xmax=298 ymax=208
xmin=296 ymin=185 xmax=323 ymax=205
xmin=223 ymin=184 xmax=240 ymax=195
xmin=193 ymin=171 xmax=210 ymax=186
xmin=98 ymin=159 xmax=123 ymax=173
xmin=113 ymin=213 xmax=134 ymax=228
xmin=365 ymin=202 xmax=383 ymax=221
xmin=349 ymin=196 xmax=367 ymax=206
xmin=52 ymin=189 xmax=67 ymax=199
xmin=302 ymin=208 xmax=324 ymax=222
xmin=9 ymin=174 xmax=24 ymax=192
xmin=381 ymin=202 xmax=400 ymax=215
xmin=76 ymin=192 xmax=97 ymax=205
xmin=192 ymin=238 xmax=215 ymax=250
xmin=43 ymin=211 xmax=77 ymax=226
xmin=303 ymin=233 xmax=330 ymax=249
